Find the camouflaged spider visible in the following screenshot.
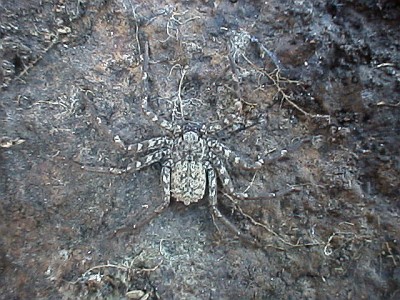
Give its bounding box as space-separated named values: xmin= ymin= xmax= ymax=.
xmin=80 ymin=42 xmax=300 ymax=237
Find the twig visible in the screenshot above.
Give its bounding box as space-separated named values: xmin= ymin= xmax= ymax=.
xmin=81 ymin=257 xmax=163 ymax=279
xmin=159 ymin=9 xmax=200 ymax=43
xmin=323 ymin=231 xmax=372 ymax=256
xmin=227 ymin=52 xmax=257 ymax=107
xmin=243 ymin=172 xmax=258 ymax=194
xmin=385 ymin=242 xmax=398 ymax=266
xmin=0 ymin=137 xmax=25 ymax=148
xmin=376 ymin=101 xmax=400 ymax=108
xmin=223 ymin=192 xmax=321 ymax=249
xmin=177 ymin=65 xmax=188 ymax=118
xmin=131 ymin=5 xmax=142 ymax=65
xmin=239 ymin=52 xmax=330 ymax=121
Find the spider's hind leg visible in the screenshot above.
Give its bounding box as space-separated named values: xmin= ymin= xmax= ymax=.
xmin=110 ymin=161 xmax=172 ymax=237
xmin=209 ymin=146 xmax=299 ymax=200
xmin=208 ymin=139 xmax=264 ymax=171
xmin=209 ymin=152 xmax=247 ymax=199
xmin=209 ymin=137 xmax=311 ymax=172
xmin=206 ymin=162 xmax=259 ymax=246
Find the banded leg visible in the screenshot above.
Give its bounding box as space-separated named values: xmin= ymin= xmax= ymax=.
xmin=77 ymin=149 xmax=168 ymax=175
xmin=209 ymin=136 xmax=311 ymax=171
xmin=125 ymin=136 xmax=171 ymax=154
xmin=210 ymin=152 xmax=299 ymax=200
xmin=206 ymin=163 xmax=239 ymax=234
xmin=111 ymin=162 xmax=172 ymax=236
xmin=208 ymin=139 xmax=264 ymax=171
xmin=156 ymin=161 xmax=172 ymax=213
xmin=206 ymin=162 xmax=258 ymax=245
xmin=141 ymin=41 xmax=176 ymax=133
xmin=228 ymin=51 xmax=244 ymax=104
xmin=209 ymin=152 xmax=245 ymax=197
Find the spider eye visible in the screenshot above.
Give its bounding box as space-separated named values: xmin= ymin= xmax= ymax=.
xmin=173 ymin=125 xmax=183 ymax=135
xmin=200 ymin=125 xmax=207 ymax=134
xmin=183 ymin=123 xmax=202 ymax=134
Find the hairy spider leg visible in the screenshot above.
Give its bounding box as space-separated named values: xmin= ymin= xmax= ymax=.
xmin=209 ymin=151 xmax=298 ymax=200
xmin=141 ymin=41 xmax=176 ymax=133
xmin=206 ymin=162 xmax=234 ymax=227
xmin=118 ymin=161 xmax=172 ymax=233
xmin=156 ymin=160 xmax=172 ymax=213
xmin=208 ymin=139 xmax=264 ymax=171
xmin=208 ymin=151 xmax=248 ymax=198
xmin=109 ymin=159 xmax=172 ymax=237
xmin=206 ymin=162 xmax=259 ymax=245
xmin=228 ymin=50 xmax=244 ymax=104
xmin=78 ymin=149 xmax=168 ymax=175
xmin=209 ymin=137 xmax=312 ymax=171
xmin=125 ymin=136 xmax=171 ymax=154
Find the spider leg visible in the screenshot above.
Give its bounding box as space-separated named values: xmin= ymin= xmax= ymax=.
xmin=209 ymin=152 xmax=244 ymax=197
xmin=228 ymin=50 xmax=244 ymax=104
xmin=112 ymin=161 xmax=172 ymax=236
xmin=206 ymin=162 xmax=240 ymax=235
xmin=208 ymin=139 xmax=264 ymax=171
xmin=208 ymin=137 xmax=311 ymax=171
xmin=155 ymin=161 xmax=171 ymax=213
xmin=77 ymin=150 xmax=168 ymax=175
xmin=124 ymin=136 xmax=171 ymax=154
xmin=209 ymin=152 xmax=299 ymax=200
xmin=141 ymin=41 xmax=175 ymax=133
xmin=206 ymin=162 xmax=260 ymax=245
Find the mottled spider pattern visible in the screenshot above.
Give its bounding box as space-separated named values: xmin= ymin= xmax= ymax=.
xmin=80 ymin=42 xmax=302 ymax=238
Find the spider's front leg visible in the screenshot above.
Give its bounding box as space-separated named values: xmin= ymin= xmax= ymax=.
xmin=140 ymin=41 xmax=176 ymax=133
xmin=121 ymin=136 xmax=170 ymax=154
xmin=77 ymin=149 xmax=167 ymax=175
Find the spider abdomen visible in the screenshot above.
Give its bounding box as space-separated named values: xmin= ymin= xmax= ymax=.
xmin=171 ymin=160 xmax=207 ymax=205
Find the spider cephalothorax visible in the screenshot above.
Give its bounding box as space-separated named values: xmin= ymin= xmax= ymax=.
xmin=170 ymin=125 xmax=209 ymax=205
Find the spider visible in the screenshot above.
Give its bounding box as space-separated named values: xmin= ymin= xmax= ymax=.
xmin=79 ymin=42 xmax=304 ymax=239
